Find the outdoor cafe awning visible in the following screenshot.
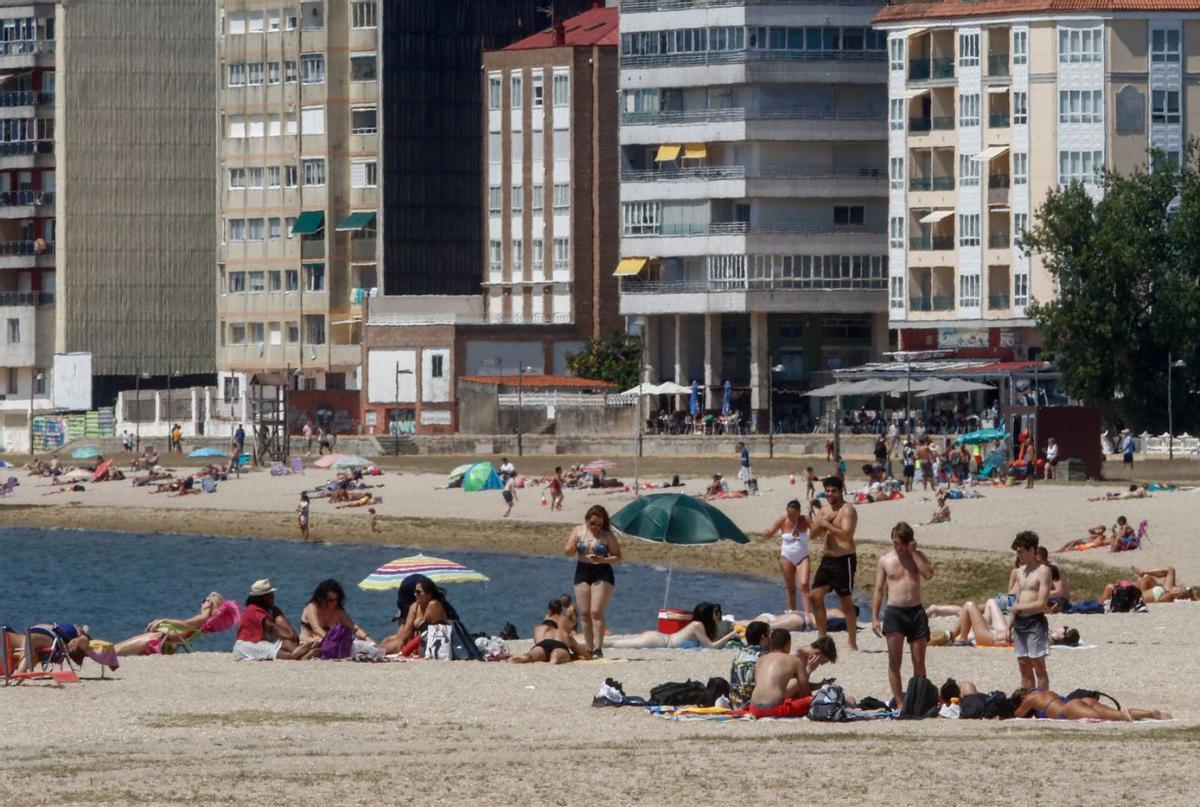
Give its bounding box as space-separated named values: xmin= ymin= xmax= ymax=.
xmin=614 ymin=257 xmax=648 ymax=277
xmin=655 ymin=144 xmax=682 ymax=162
xmin=335 ymin=211 xmax=376 ymax=231
xmin=918 ymin=209 xmax=955 ymax=224
xmin=291 ymin=210 xmax=325 ymax=235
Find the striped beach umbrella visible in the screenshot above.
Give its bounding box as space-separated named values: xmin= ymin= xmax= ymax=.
xmin=358 ymin=554 xmax=489 ymax=591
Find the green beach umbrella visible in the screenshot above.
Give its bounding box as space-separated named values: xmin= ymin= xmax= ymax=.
xmin=611 ymin=493 xmax=749 ymax=607
xmin=461 ymin=462 xmax=503 ymax=492
xmin=955 ymin=427 xmax=1007 ymax=446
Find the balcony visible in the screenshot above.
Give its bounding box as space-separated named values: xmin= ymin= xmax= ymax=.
xmin=910 ymin=176 xmax=955 ymax=191
xmin=621 ymin=49 xmax=886 ymax=70
xmin=909 ymin=295 xmax=955 ymax=312
xmin=0 ymin=189 xmax=52 ymax=208
xmin=621 ymin=165 xmax=882 ymax=183
xmin=0 ymin=39 xmax=54 ymax=69
xmin=300 ymin=237 xmax=325 ymax=260
xmin=908 ymin=116 xmax=955 ymax=133
xmin=988 ymin=233 xmax=1011 ymax=249
xmin=0 ymin=91 xmax=52 ymax=108
xmin=0 ymin=290 xmax=53 ymax=306
xmin=0 ymin=140 xmax=53 ymax=168
xmin=909 ymin=236 xmax=954 ymax=251
xmin=621 ymin=105 xmax=886 ymax=127
xmin=988 ymin=54 xmax=1010 ymax=77
xmin=988 ymin=113 xmax=1010 ymax=128
xmin=988 ymin=174 xmax=1011 ymax=189
xmin=909 ymin=58 xmax=954 ymax=81
xmin=988 ymin=293 xmax=1010 ymax=310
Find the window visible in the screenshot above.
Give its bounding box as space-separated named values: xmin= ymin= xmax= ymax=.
xmin=230 ymin=323 xmax=246 ymax=344
xmin=1013 ymin=152 xmax=1028 ymax=185
xmin=268 ymin=62 xmax=280 ymax=84
xmin=1014 ymin=212 xmax=1028 ymax=238
xmin=1151 ymin=28 xmax=1181 ymax=63
xmin=833 ymin=205 xmax=864 ymax=226
xmin=248 ymin=10 xmax=264 ymax=33
xmin=959 ymin=213 xmax=980 ymax=246
xmin=890 ymin=157 xmax=904 ymax=190
xmin=247 ymin=167 xmax=263 ymax=188
xmin=268 ymin=9 xmax=280 ymax=31
xmin=1014 ymin=272 xmax=1029 ymax=307
xmin=890 ymin=99 xmax=905 ymax=131
xmin=268 ymin=115 xmax=282 ymax=137
xmin=285 ymin=9 xmax=298 ymax=30
xmin=552 ymin=72 xmax=569 ymax=106
xmin=552 ymin=183 xmax=569 ymax=210
xmin=228 ymin=115 xmax=246 ymax=139
xmin=959 ymin=273 xmax=981 ymax=307
xmin=247 ymin=218 xmax=264 ymax=240
xmin=285 ymin=165 xmax=298 ymax=187
xmin=959 ymin=154 xmax=980 ymax=186
xmin=351 ymin=54 xmax=377 ymax=82
xmin=889 ymin=216 xmax=904 ymax=249
xmin=890 ymin=276 xmax=905 ymax=309
xmin=284 ymin=60 xmax=297 ymax=82
xmin=285 ymin=269 xmax=299 ymax=290
xmin=248 ymin=271 xmax=265 ymax=292
xmin=958 ymin=32 xmax=979 ymax=67
xmin=488 ymin=185 xmax=502 ymax=214
xmin=304 ymin=263 xmax=325 ymax=292
xmin=553 ymin=237 xmax=570 ymax=272
xmin=351 ymin=107 xmax=377 ymax=134
xmin=228 ymin=271 xmax=246 ymax=292
xmin=228 ymin=219 xmax=246 ymax=241
xmin=351 ymin=159 xmax=377 ymax=188
xmin=302 ymin=158 xmax=325 ymax=186
xmin=269 ymin=322 xmax=282 ymax=345
xmin=300 ymin=54 xmax=324 ymax=84
xmin=1013 ymin=30 xmax=1027 ymax=65
xmin=1152 ymin=90 xmax=1180 ymax=124
xmin=287 ymin=321 xmax=300 ymax=343
xmin=1058 ymin=90 xmax=1103 ymax=124
xmin=488 ymin=74 xmax=502 ymax=109
xmin=430 ymin=354 xmax=445 ymax=378
xmin=1058 ymin=27 xmax=1102 ymax=63
xmin=622 ymin=201 xmax=661 ymax=236
xmin=301 ymin=106 xmax=324 ymax=135
xmin=5 ymin=317 xmax=18 ymax=344
xmin=268 ymin=166 xmax=281 ymax=188
xmin=532 ymin=238 xmax=544 ymax=271
xmin=228 ymin=63 xmax=245 ymax=87
xmin=33 ymin=369 xmax=45 ymax=395
xmin=511 ymin=184 xmax=522 ymax=213
xmin=1013 ymin=92 xmax=1027 ymax=125
xmin=229 ymin=167 xmax=246 ymax=188
xmin=512 ymin=239 xmax=523 ymax=272
xmin=351 ymin=1 xmax=377 ymax=28
xmin=510 ymin=73 xmax=523 ymax=109
xmin=488 ymin=239 xmax=502 ymax=273
xmin=269 ymin=218 xmax=281 ymax=239
xmin=248 ymin=322 xmax=265 ymax=344
xmin=228 ymin=12 xmax=246 ymax=35
xmin=248 ymin=116 xmax=264 ymax=138
xmin=269 ymin=270 xmax=282 ymax=291
xmin=247 ymin=63 xmax=263 ymax=86
xmin=532 ymin=75 xmax=544 ymax=109
xmin=889 ymin=38 xmax=904 ymax=71
xmin=1058 ymin=150 xmax=1103 ymax=185
xmin=304 ymin=314 xmax=325 ymax=345
xmin=958 ymin=93 xmax=980 ymax=127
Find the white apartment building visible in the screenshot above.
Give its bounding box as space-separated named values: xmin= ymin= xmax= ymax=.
xmin=616 ymin=0 xmax=892 ymax=428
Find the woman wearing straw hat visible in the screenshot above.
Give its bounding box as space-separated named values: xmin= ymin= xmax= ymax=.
xmin=233 ymin=579 xmax=317 ymax=661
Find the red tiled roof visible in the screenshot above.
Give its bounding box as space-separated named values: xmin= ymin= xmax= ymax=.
xmin=503 ymin=6 xmax=618 ymax=50
xmin=460 ymin=374 xmax=616 ymax=389
xmin=875 ymin=0 xmax=1200 ymax=24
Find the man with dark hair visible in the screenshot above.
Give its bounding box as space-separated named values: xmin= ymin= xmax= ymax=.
xmin=809 ymin=474 xmax=860 ymax=650
xmin=747 ymin=629 xmax=813 ymax=719
xmin=729 ymin=620 xmax=770 ymax=709
xmin=871 ymin=521 xmax=935 ymax=710
xmin=1008 ymin=530 xmax=1052 ymax=690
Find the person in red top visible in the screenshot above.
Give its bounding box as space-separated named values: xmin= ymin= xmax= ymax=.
xmin=549 ymin=466 xmax=565 ymax=511
xmin=232 ymin=579 xmax=317 ymax=661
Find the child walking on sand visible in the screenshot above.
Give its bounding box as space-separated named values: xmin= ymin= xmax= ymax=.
xmin=502 ymin=474 xmax=517 ymax=517
xmin=297 ymin=492 xmax=310 ymax=541
xmin=368 ymin=507 xmax=380 ymax=534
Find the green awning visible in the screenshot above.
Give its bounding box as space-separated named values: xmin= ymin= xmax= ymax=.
xmin=291 ymin=210 xmax=325 ymax=235
xmin=335 ymin=211 xmax=377 ymax=231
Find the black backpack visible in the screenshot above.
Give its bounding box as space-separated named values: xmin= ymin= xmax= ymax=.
xmin=809 ymin=684 xmax=849 ymax=722
xmin=897 ymin=676 xmax=940 ymax=719
xmin=1110 ymin=583 xmax=1143 ymax=613
xmin=649 ymin=680 xmax=709 ymax=707
xmin=959 ymin=691 xmax=1009 ymax=719
xmin=704 ymin=677 xmax=730 ymax=706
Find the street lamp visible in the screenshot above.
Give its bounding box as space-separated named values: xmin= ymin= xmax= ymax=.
xmin=1168 ymin=353 xmax=1187 ymax=460
xmin=133 ymin=371 xmax=151 ymax=450
xmin=394 ymin=362 xmax=414 ymax=453
xmin=767 ymin=359 xmax=785 ymax=459
xmin=165 ymin=369 xmax=181 ymax=426
xmin=27 ymin=370 xmax=43 ymax=455
xmin=515 ymin=364 xmax=534 ymax=457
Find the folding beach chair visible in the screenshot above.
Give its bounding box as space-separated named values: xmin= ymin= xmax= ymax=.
xmin=1 ymin=627 xmax=80 ymax=687
xmin=289 ymin=456 xmax=304 ymax=475
xmin=1116 ymin=520 xmax=1149 ymax=552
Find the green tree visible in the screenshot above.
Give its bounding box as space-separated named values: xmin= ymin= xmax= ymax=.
xmin=1024 ymin=143 xmax=1200 ymax=432
xmin=566 ymin=331 xmax=642 ymax=390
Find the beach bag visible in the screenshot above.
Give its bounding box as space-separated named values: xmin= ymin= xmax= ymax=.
xmin=319 ymin=623 xmax=353 ymax=660
xmin=423 ymin=624 xmax=453 ymax=660
xmin=1067 ymin=599 xmax=1104 ymax=614
xmin=1109 ymin=582 xmax=1143 ymax=613
xmin=959 ymin=691 xmax=1008 ymax=719
xmin=809 ymin=684 xmax=848 ymax=722
xmin=898 ymin=676 xmax=939 ymax=719
xmin=649 ymin=680 xmax=708 ymax=707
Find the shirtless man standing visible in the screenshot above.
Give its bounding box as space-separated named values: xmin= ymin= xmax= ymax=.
xmin=871 ymin=521 xmax=935 ymax=710
xmin=1007 ymin=530 xmax=1053 ymax=690
xmin=809 ymin=475 xmax=860 ymax=650
xmin=747 ymin=629 xmax=826 ymax=719
xmin=915 ymin=439 xmax=933 ymax=490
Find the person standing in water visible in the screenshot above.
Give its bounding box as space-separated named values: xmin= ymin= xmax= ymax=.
xmin=563 ymin=505 xmax=621 ymax=658
xmin=809 ymin=475 xmax=860 ymax=650
xmin=297 ymin=492 xmax=310 ymax=542
xmin=762 ymin=499 xmax=812 ymax=619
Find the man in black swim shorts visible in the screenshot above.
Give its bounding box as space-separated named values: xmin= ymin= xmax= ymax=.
xmin=870 ymin=522 xmax=935 ymax=710
xmin=809 ymin=475 xmax=860 ymax=650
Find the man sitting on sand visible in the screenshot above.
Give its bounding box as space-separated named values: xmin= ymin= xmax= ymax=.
xmin=729 ymin=621 xmax=769 ymax=709
xmin=746 ymin=629 xmax=829 ymax=719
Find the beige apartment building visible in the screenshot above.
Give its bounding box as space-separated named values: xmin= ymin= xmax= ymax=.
xmin=216 ymin=0 xmax=380 ymax=401
xmin=875 ymin=0 xmax=1200 ymax=358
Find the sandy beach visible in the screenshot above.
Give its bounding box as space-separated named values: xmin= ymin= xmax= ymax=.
xmin=4 ymin=458 xmax=1200 ymax=805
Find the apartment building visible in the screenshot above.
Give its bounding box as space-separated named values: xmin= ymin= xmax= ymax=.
xmin=875 ymin=0 xmax=1200 ymax=358
xmin=616 ymin=0 xmax=892 ymax=428
xmin=1 ymin=0 xmax=215 ymax=452
xmin=362 ymin=3 xmax=618 ymax=435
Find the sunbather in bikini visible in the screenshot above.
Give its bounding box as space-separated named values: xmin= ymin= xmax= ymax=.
xmin=928 ymin=599 xmax=1079 ymax=647
xmin=606 ymin=602 xmax=739 ymax=649
xmin=1011 ymin=688 xmax=1169 ymax=721
xmin=3 ymin=623 xmax=95 ymax=672
xmin=735 ymin=607 xmax=853 ymax=632
xmin=335 ymin=493 xmax=380 ymax=509
xmin=114 ymin=592 xmax=228 ymax=656
xmin=1103 ymin=566 xmax=1195 ymax=604
xmin=510 ymin=600 xmax=591 ymax=664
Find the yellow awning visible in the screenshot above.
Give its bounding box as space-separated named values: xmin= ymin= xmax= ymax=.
xmin=614 ymin=258 xmax=648 ymax=277
xmin=655 ymin=144 xmax=681 ymax=162
xmin=683 ymin=143 xmax=707 ymax=159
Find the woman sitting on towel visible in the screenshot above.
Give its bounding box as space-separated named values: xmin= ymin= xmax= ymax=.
xmin=606 ymin=602 xmax=739 ymax=650
xmin=380 ymin=578 xmax=450 ymax=655
xmin=299 ymin=579 xmax=375 ymax=646
xmin=114 ymin=592 xmax=229 ymax=656
xmin=1011 ymin=689 xmax=1170 ymax=721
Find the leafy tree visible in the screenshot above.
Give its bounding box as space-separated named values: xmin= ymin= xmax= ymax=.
xmin=1024 ymin=143 xmax=1200 ymax=432
xmin=566 ymin=331 xmax=642 ymax=390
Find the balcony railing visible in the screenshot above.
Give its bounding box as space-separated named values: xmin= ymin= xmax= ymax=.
xmin=0 ymin=140 xmax=52 ymax=157
xmin=0 ymin=239 xmax=53 ymax=256
xmin=622 ymin=0 xmax=881 ymax=10
xmin=622 ymin=271 xmax=886 ymax=294
xmin=0 ymin=40 xmax=54 ymax=57
xmin=988 ymin=293 xmax=1010 ymax=309
xmin=0 ymin=91 xmax=52 ymax=107
xmin=0 ymin=290 xmax=52 ymax=305
xmin=621 ymin=49 xmax=886 ymax=69
xmin=909 ymin=236 xmax=954 ymax=251
xmin=690 ymin=221 xmax=887 ymax=236
xmin=620 ymin=165 xmax=883 ymax=182
xmin=909 ymin=57 xmax=954 ymax=81
xmin=0 ymin=189 xmax=52 ymax=206
xmin=909 ymin=295 xmax=955 ymax=311
xmin=620 ymin=105 xmax=886 ymax=125
xmin=912 ymin=116 xmax=955 ymax=131
xmin=988 ymin=173 xmax=1011 ymax=189
xmin=988 ymin=234 xmax=1011 ymax=248
xmin=989 ymin=113 xmax=1010 ymax=128
xmin=988 ymin=54 xmax=1010 ymax=77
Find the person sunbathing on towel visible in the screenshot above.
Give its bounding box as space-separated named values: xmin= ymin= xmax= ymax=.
xmin=335 ymin=493 xmax=380 ymax=509
xmin=510 ymin=599 xmax=591 ymax=664
xmin=606 ymin=602 xmax=739 ymax=649
xmin=746 ymin=628 xmax=828 ymax=719
xmin=1103 ymin=566 xmax=1194 ymax=604
xmin=926 ymin=599 xmax=1078 ymax=647
xmin=1088 ymin=484 xmax=1149 ymax=502
xmin=114 ymin=592 xmax=229 ymax=656
xmin=736 ymin=607 xmax=854 ymax=633
xmin=1056 ymin=518 xmax=1132 ymax=552
xmin=1011 ymin=688 xmax=1170 ymax=721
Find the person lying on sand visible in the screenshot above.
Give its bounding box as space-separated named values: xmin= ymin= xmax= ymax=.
xmin=1011 ymin=688 xmax=1170 ymax=721
xmin=925 ymin=599 xmax=1079 ymax=648
xmin=510 ymin=600 xmax=591 ymax=664
xmin=335 ymin=493 xmax=381 ymax=509
xmin=606 ymin=602 xmax=739 ymax=649
xmin=115 ymin=592 xmax=228 ymax=656
xmin=1103 ymin=566 xmax=1196 ymax=604
xmin=735 ymin=607 xmax=854 ymax=633
xmin=1088 ymin=484 xmax=1149 ymax=502
xmin=1056 ymin=524 xmax=1111 ymax=552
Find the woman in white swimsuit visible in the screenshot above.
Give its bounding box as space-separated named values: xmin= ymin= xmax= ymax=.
xmin=762 ymin=499 xmax=811 ymax=617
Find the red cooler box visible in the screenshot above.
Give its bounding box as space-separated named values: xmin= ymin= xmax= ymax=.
xmin=657 ymin=609 xmax=692 ymax=635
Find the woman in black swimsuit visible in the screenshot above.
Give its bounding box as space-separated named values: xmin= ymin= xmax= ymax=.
xmin=563 ymin=506 xmax=621 ymax=658
xmin=511 ymin=601 xmax=591 ymax=664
